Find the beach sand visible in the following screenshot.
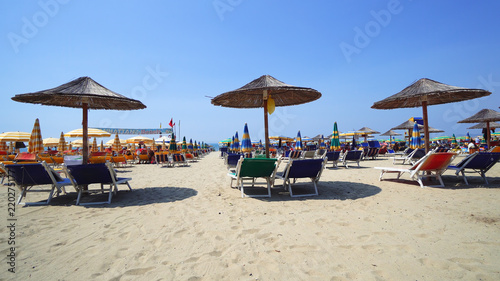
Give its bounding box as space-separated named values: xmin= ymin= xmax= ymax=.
xmin=1 ymin=152 xmax=500 ymax=280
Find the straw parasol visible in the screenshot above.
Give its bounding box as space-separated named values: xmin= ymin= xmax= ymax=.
xmin=458 ymin=109 xmax=500 ymax=148
xmin=12 ymin=76 xmax=146 ymax=164
xmin=372 ymin=78 xmax=491 ymax=152
xmin=212 ymin=75 xmax=321 ymax=157
xmin=28 ymin=118 xmax=44 ymax=154
xmin=357 ymin=127 xmax=380 ymax=142
xmin=467 ymin=121 xmax=500 ymax=129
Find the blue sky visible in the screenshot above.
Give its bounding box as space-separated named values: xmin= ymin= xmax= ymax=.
xmin=1 ymin=0 xmax=499 ymax=144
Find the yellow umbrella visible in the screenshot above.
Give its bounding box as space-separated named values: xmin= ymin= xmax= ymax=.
xmin=58 ymin=132 xmax=66 ymax=152
xmin=113 ymin=134 xmax=121 ymax=152
xmin=71 ymin=139 xmax=84 ymax=147
xmin=100 ymin=140 xmax=104 ymax=152
xmin=92 ymin=137 xmax=98 ymax=152
xmin=28 ymin=118 xmax=44 ymax=154
xmin=0 ymin=141 xmax=7 ymax=151
xmin=65 ymin=128 xmax=111 ymax=138
xmin=43 ymin=137 xmax=60 ymax=147
xmin=0 ymin=131 xmax=31 ymax=142
xmin=126 ymin=136 xmax=153 ymax=144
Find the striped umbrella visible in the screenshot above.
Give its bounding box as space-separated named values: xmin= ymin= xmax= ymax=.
xmin=188 ymin=138 xmax=194 ymax=152
xmin=0 ymin=141 xmax=7 ymax=151
xmin=92 ymin=137 xmax=98 ymax=152
xmin=113 ymin=134 xmax=121 ymax=152
xmin=318 ymin=135 xmax=326 ymax=150
xmin=230 ymin=136 xmax=235 ymax=151
xmin=181 ymin=136 xmax=187 ymax=153
xmin=410 ymin=122 xmax=421 ymax=149
xmin=100 ymin=140 xmax=104 ymax=152
xmin=295 ymin=130 xmax=303 ymax=150
xmin=241 ymin=123 xmax=252 ymax=153
xmin=194 ymin=140 xmax=199 ymax=151
xmin=28 ymin=118 xmax=44 ymax=154
xmin=330 ymin=122 xmax=341 ymax=151
xmin=466 ymin=131 xmax=471 ymax=142
xmin=58 ymin=132 xmax=66 ymax=152
xmin=169 ymin=133 xmax=177 ymax=152
xmin=233 ymin=131 xmax=240 ymax=152
xmin=162 ymin=139 xmax=166 ymax=151
xmin=451 ymin=134 xmax=458 ymax=147
xmin=9 ymin=142 xmax=14 ymax=153
xmin=0 ymin=131 xmax=31 ymax=142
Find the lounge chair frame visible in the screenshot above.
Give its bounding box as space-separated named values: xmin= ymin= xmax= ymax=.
xmin=228 ymin=158 xmax=278 ymax=198
xmin=275 ymin=158 xmax=326 ymax=197
xmin=448 ymin=152 xmax=500 ymax=185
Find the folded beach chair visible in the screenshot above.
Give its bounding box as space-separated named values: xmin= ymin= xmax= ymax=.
xmin=447 ymin=152 xmax=500 ymax=185
xmin=340 ymin=150 xmax=363 ymax=168
xmin=64 ymin=162 xmax=132 ymax=205
xmin=374 ymin=152 xmax=457 ymax=188
xmin=325 ymin=151 xmax=341 ymax=168
xmin=5 ymin=162 xmax=72 ymax=205
xmin=228 ymin=158 xmax=278 ymax=198
xmin=275 ymin=158 xmax=326 ymax=197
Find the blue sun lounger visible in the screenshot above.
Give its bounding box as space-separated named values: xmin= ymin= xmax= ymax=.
xmin=275 ymin=158 xmax=326 ymax=197
xmin=64 ymin=162 xmax=132 ymax=205
xmin=448 ymin=152 xmax=500 ymax=185
xmin=5 ymin=162 xmax=72 ymax=206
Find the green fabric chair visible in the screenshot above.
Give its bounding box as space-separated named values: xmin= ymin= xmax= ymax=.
xmin=228 ymin=158 xmax=278 ymax=198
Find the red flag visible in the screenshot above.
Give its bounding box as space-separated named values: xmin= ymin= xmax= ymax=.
xmin=169 ymin=118 xmax=175 ymax=127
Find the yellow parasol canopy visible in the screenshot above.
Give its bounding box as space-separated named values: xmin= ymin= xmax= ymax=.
xmin=28 ymin=118 xmax=44 ymax=154
xmin=65 ymin=128 xmax=111 ymax=138
xmin=0 ymin=131 xmax=31 ymax=142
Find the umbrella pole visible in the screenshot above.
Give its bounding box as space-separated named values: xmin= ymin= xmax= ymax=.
xmin=422 ymin=100 xmax=430 ymax=153
xmin=82 ymin=103 xmax=89 ymax=164
xmin=263 ymin=90 xmax=270 ymax=158
xmin=487 ymin=121 xmax=491 ymax=149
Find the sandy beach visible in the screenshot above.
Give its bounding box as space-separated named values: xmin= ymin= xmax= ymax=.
xmin=1 ymin=152 xmax=500 ymax=280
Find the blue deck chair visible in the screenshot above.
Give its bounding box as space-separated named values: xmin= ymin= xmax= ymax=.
xmin=5 ymin=162 xmax=72 ymax=206
xmin=228 ymin=158 xmax=278 ymax=198
xmin=448 ymin=152 xmax=500 ymax=185
xmin=219 ymin=147 xmax=228 ymax=158
xmin=325 ymin=151 xmax=341 ymax=168
xmin=64 ymin=162 xmax=132 ymax=205
xmin=275 ymin=158 xmax=326 ymax=197
xmin=225 ymin=153 xmax=243 ymax=171
xmin=341 ymin=150 xmax=363 ymax=168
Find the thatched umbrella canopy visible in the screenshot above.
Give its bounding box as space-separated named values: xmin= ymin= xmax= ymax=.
xmin=357 ymin=127 xmax=380 ymax=142
xmin=372 ymin=78 xmax=491 ymax=152
xmin=12 ymin=77 xmax=146 ymax=164
xmin=458 ymin=109 xmax=500 ymax=148
xmin=211 ymin=75 xmax=321 ymax=157
xmin=467 ymin=122 xmax=500 ymax=129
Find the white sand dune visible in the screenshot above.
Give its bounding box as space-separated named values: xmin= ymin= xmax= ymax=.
xmin=1 ymin=152 xmax=500 ymax=280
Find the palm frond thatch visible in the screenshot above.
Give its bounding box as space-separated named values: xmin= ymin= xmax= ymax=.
xmin=458 ymin=109 xmax=500 ymax=123
xmin=211 ymin=75 xmax=321 ymax=108
xmin=12 ymin=76 xmax=146 ymax=110
xmin=371 ymin=78 xmax=491 ymax=109
xmin=467 ymin=122 xmax=500 ymax=129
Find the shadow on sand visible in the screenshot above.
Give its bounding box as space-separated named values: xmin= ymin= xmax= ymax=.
xmin=37 ymin=186 xmax=198 ymax=208
xmin=241 ymin=180 xmax=382 ymax=201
